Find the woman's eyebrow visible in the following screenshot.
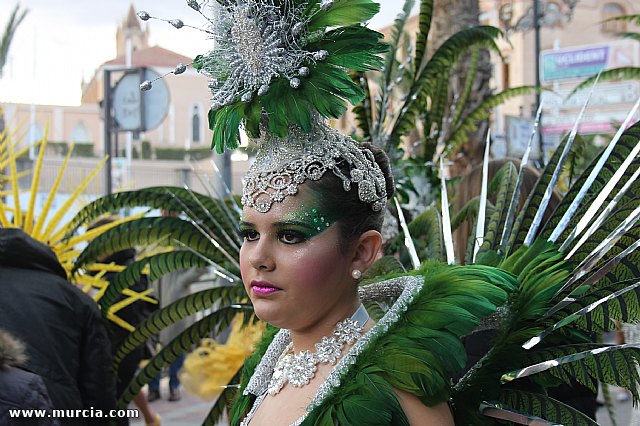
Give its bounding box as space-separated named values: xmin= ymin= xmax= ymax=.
xmin=239 ymin=221 xmax=255 ymax=228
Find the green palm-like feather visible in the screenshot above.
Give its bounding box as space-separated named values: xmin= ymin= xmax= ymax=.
xmin=512 ymin=344 xmax=640 ymax=400
xmin=499 ymin=389 xmax=599 ymax=426
xmin=73 ymin=217 xmax=237 ymax=273
xmin=571 ymin=67 xmax=640 ymax=96
xmin=619 ymin=32 xmax=640 ymax=42
xmin=389 ymin=26 xmax=503 ymax=144
xmin=202 ymin=367 xmax=242 ymax=426
xmin=444 ymin=86 xmax=538 ymax=156
xmin=549 ymin=279 xmax=640 ymax=333
xmin=539 ymin=121 xmax=640 ymax=246
xmin=478 ymin=162 xmax=518 ymax=256
xmin=117 ymin=305 xmax=251 ymax=409
xmin=407 ymin=205 xmax=447 ymax=263
xmin=65 ymin=186 xmax=240 ymax=242
xmin=114 ymin=285 xmax=248 ymax=365
xmin=564 ymin=201 xmax=640 ymax=292
xmin=451 ymin=47 xmax=479 ymax=127
xmin=424 ymin=71 xmax=450 ymax=145
xmin=98 ymin=251 xmax=211 ymax=318
xmin=604 ymin=14 xmax=640 ymax=25
xmin=413 ymin=0 xmax=433 ymax=74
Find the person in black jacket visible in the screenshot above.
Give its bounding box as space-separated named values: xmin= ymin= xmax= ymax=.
xmin=0 ymin=228 xmax=117 ymax=425
xmin=0 ymin=328 xmax=60 ymax=426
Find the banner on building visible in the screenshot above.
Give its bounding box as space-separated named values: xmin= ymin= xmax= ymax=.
xmin=541 ymin=41 xmax=638 ymax=83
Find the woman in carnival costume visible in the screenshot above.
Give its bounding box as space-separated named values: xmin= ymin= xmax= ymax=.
xmin=130 ymin=0 xmax=640 ymax=424
xmin=143 ymin=0 xmax=512 ymax=423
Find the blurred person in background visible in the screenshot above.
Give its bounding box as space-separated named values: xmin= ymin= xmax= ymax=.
xmin=147 ymin=210 xmax=207 ymax=403
xmin=89 ymin=219 xmax=161 ymax=426
xmin=0 ymin=228 xmax=116 ymax=425
xmin=0 ymin=328 xmax=59 ymax=426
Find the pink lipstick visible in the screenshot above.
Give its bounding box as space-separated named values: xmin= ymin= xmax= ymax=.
xmin=251 ymin=280 xmax=281 ymax=295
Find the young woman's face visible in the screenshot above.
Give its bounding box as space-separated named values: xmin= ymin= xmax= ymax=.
xmin=239 ymin=187 xmax=357 ymax=331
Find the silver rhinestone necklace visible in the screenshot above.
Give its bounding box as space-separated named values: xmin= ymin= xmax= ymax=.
xmin=266 ymin=304 xmax=369 ymax=396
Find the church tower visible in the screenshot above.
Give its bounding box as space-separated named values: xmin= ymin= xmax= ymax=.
xmin=115 ymin=4 xmax=149 ymax=57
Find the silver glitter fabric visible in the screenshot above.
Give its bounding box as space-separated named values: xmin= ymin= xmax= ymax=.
xmin=241 ymin=275 xmax=422 ymax=426
xmin=242 ymin=119 xmax=388 ymax=212
xmin=202 ymin=0 xmax=317 ymax=110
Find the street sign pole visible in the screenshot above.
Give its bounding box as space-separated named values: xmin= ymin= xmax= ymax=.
xmin=103 ymin=69 xmax=113 ymax=195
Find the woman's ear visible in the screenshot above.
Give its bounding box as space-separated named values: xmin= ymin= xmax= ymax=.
xmin=350 ymin=230 xmax=382 ymax=274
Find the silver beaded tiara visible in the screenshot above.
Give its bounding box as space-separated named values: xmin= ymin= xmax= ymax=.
xmin=242 ymin=120 xmax=387 ymax=213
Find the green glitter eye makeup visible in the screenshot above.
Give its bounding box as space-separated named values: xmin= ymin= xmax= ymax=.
xmin=279 ymin=206 xmax=337 ymax=240
xmin=305 ymin=208 xmax=332 ymax=232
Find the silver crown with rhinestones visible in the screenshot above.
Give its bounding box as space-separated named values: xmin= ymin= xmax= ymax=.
xmin=241 ymin=119 xmax=388 ymax=213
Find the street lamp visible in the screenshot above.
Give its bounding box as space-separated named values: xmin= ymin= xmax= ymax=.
xmin=498 ymin=0 xmax=578 ymax=164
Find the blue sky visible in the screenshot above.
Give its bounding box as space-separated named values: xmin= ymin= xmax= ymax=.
xmin=0 ymin=0 xmax=418 ymax=106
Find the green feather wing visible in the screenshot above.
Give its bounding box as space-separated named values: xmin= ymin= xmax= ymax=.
xmin=499 ymin=389 xmax=599 ymax=426
xmin=118 ymin=305 xmax=252 ymax=409
xmin=113 ymin=285 xmax=248 ymax=366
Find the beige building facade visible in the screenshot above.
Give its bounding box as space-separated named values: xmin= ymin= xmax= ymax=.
xmin=1 ymin=5 xmax=249 ymax=196
xmin=369 ymin=0 xmax=639 ymax=159
xmin=488 ymin=0 xmax=640 ymax=155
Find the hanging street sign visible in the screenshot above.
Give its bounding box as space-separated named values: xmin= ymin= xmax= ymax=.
xmin=113 ymin=68 xmax=169 ymax=132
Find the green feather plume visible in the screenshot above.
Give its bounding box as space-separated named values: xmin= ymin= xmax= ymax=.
xmin=200 ymin=0 xmax=387 ymax=153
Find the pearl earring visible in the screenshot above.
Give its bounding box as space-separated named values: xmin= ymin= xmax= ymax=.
xmin=351 ymin=269 xmax=362 ymax=279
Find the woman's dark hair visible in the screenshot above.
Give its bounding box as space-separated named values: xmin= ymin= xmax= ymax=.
xmin=305 ymin=143 xmax=394 ymax=249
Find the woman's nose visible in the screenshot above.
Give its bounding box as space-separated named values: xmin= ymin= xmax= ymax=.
xmin=248 ymin=238 xmax=275 ymax=271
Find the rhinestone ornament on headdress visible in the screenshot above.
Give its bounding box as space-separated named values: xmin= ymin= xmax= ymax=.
xmin=242 ymin=120 xmax=388 ymax=213
xmin=203 ymin=0 xmax=324 ymax=110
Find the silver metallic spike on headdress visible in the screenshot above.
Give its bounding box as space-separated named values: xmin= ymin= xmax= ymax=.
xmin=241 ymin=119 xmax=387 ymax=213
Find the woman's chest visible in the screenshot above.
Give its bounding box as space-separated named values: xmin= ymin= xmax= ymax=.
xmin=246 ymin=362 xmax=336 ymax=426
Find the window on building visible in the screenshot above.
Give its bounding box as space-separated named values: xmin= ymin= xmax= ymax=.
xmin=602 ymin=3 xmax=627 ymax=33
xmin=70 ymin=121 xmax=91 ymax=143
xmin=192 ymin=105 xmax=201 ymax=144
